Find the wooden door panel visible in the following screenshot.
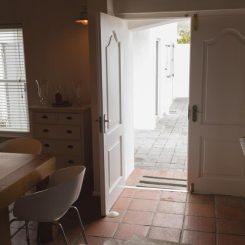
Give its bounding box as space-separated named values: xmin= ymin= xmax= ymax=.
xmin=100 ymin=13 xmax=128 ymax=214
xmin=202 ymin=29 xmax=245 ymax=124
xmin=108 ymin=138 xmax=122 ymax=189
xmin=200 ymin=137 xmax=245 ymax=177
xmin=189 ymin=13 xmax=245 ymax=196
xmin=106 ymin=32 xmax=122 ymax=130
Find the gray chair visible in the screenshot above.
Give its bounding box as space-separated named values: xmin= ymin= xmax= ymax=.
xmin=12 ymin=166 xmax=88 ymax=245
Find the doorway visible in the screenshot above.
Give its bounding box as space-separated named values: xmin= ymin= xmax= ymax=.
xmin=126 ymin=19 xmax=191 ymax=190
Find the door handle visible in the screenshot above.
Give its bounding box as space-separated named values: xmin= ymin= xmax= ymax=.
xmin=96 ymin=115 xmax=111 ymax=133
xmin=192 ymin=105 xmax=198 ymax=122
xmin=103 ymin=114 xmax=111 ymax=131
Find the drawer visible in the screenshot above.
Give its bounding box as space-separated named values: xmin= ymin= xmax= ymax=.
xmin=56 ymin=126 xmax=81 ymax=140
xmin=34 ymin=112 xmax=57 ymax=124
xmin=56 ymin=156 xmax=83 ymax=169
xmin=58 ymin=113 xmax=81 ymax=125
xmin=34 ymin=125 xmax=81 ymax=140
xmin=41 ymin=140 xmax=82 ymax=156
xmin=34 ymin=125 xmax=58 ymax=139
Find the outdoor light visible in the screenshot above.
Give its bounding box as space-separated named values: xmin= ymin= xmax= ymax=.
xmin=75 ymin=6 xmax=88 ymax=26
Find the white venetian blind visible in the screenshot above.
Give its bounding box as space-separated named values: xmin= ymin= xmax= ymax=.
xmin=0 ymin=27 xmax=29 ymax=132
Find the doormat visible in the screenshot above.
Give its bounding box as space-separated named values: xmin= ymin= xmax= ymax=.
xmin=136 ymin=176 xmax=187 ymax=190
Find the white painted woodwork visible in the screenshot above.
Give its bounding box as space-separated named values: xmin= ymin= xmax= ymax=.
xmin=30 ymin=106 xmax=90 ymax=169
xmin=100 ymin=13 xmax=128 ymax=215
xmin=188 ymin=13 xmax=245 ymax=196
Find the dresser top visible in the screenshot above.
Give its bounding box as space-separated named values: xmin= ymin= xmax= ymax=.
xmin=29 ymin=104 xmax=90 ymax=113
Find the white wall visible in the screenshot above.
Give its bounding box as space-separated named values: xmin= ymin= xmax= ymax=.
xmin=133 ymin=30 xmax=155 ymax=129
xmin=123 ymin=31 xmax=135 ymax=179
xmin=133 ymin=23 xmax=177 ymax=129
xmin=173 ymin=44 xmax=190 ymax=98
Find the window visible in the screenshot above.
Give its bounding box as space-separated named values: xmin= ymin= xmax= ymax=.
xmin=0 ymin=27 xmax=29 ymax=133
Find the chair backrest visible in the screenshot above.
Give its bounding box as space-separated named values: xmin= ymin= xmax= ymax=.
xmin=0 ymin=137 xmax=42 ymax=154
xmin=13 ymin=166 xmax=86 ymax=222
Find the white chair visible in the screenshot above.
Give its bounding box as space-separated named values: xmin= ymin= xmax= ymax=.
xmin=12 ymin=166 xmax=88 ymax=245
xmin=0 ymin=137 xmax=42 ymax=154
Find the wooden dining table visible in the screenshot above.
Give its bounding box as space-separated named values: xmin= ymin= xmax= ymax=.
xmin=0 ymin=152 xmax=56 ymax=245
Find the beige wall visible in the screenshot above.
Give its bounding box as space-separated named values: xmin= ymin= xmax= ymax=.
xmin=0 ymin=0 xmax=90 ymax=106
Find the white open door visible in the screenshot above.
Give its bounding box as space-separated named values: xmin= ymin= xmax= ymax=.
xmin=100 ymin=13 xmax=129 ymax=215
xmin=188 ymin=12 xmax=245 ymax=196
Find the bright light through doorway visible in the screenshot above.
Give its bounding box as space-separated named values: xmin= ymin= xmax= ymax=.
xmin=127 ymin=19 xmax=191 ymax=190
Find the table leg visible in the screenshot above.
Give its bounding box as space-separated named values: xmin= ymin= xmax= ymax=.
xmin=0 ymin=207 xmax=11 ymax=245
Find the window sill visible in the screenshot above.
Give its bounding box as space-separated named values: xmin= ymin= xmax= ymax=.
xmin=0 ymin=131 xmax=31 ymax=139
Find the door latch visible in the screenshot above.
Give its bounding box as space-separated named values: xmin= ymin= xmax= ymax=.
xmin=96 ymin=116 xmax=103 ymax=133
xmin=192 ymin=105 xmax=198 ymax=122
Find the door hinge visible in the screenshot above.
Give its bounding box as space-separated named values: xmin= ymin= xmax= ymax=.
xmin=190 ymin=183 xmax=195 ymax=193
xmin=96 ymin=116 xmax=103 ymax=133
xmin=192 ymin=14 xmax=199 ymax=31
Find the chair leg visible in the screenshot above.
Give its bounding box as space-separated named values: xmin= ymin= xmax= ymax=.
xmin=53 ymin=221 xmax=69 ymax=245
xmin=25 ymin=221 xmax=30 ymax=245
xmin=70 ymin=206 xmax=88 ymax=245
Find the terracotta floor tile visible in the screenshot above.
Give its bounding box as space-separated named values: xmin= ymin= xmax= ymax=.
xmin=129 ymin=199 xmax=158 ymax=212
xmin=134 ymin=189 xmax=161 ymax=200
xmin=157 ymin=201 xmax=185 ymax=214
xmin=217 ymin=234 xmax=245 ymax=245
xmin=148 ymin=226 xmax=181 ymax=243
xmin=215 ymin=195 xmax=244 ymax=208
xmin=160 ymin=191 xmax=187 ymax=203
xmin=184 ymin=216 xmax=216 ymax=233
xmin=185 ymin=203 xmax=215 ymax=217
xmin=120 ymin=188 xmax=136 ymax=198
xmin=112 ymin=197 xmax=132 ymax=210
xmin=217 ymin=219 xmax=245 ymax=235
xmin=187 ymin=194 xmax=214 ymax=204
xmin=181 ymin=230 xmax=216 ymax=245
xmin=114 ymin=223 xmax=149 ymax=240
xmin=152 ymin=213 xmax=184 ymax=229
xmin=122 ymin=210 xmax=154 ymax=225
xmin=87 ymin=236 xmax=108 ymax=245
xmin=102 ymin=209 xmax=126 ymax=223
xmin=216 ymin=206 xmax=245 ymax=220
xmin=86 ymin=220 xmax=119 ymax=238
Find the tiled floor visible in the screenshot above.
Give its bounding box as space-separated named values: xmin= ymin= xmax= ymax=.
xmin=134 ymin=98 xmax=188 ymax=171
xmin=85 ymin=189 xmax=245 ymax=245
xmin=130 ymin=98 xmax=188 ymax=188
xmin=11 ymin=188 xmax=245 ymax=245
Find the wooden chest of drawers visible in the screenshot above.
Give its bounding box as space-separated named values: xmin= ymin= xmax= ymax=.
xmin=30 ymin=105 xmax=91 ymax=169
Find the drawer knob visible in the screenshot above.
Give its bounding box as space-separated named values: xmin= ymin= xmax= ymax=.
xmin=43 ymin=129 xmax=49 ymax=133
xmin=66 ymin=130 xmax=72 ymax=134
xmin=66 ymin=116 xmax=72 ymax=120
xmin=68 ymin=160 xmax=75 ymax=164
xmin=42 ymin=115 xmax=48 ymax=119
xmin=67 ymin=145 xmax=74 ymax=149
xmin=44 ymin=143 xmax=50 ymax=148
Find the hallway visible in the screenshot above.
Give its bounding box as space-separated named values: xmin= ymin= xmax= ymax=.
xmin=134 ymin=98 xmax=188 ymax=171
xmin=127 ymin=98 xmax=188 ymax=188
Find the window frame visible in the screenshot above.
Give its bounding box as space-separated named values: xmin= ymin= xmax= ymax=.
xmin=0 ymin=24 xmax=30 ymax=137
